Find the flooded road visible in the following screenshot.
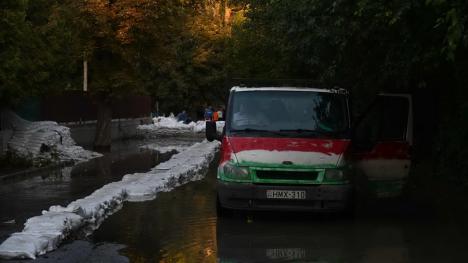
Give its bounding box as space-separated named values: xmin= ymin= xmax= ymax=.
xmin=21 ymin=157 xmax=468 ymax=263
xmin=0 ymin=137 xmax=201 ymax=243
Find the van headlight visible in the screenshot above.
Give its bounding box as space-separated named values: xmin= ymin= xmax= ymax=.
xmin=324 ymin=169 xmax=347 ymax=181
xmin=219 ymin=162 xmax=250 ymax=181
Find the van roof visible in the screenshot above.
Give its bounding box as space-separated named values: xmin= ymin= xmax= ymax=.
xmin=231 ymin=86 xmax=347 ymax=94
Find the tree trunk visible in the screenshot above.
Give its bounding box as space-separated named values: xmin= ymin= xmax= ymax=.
xmin=94 ymin=100 xmax=112 ymax=151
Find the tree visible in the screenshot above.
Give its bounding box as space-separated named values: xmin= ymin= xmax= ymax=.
xmin=0 ymin=0 xmax=86 ymax=106
xmin=227 ymin=0 xmax=468 ymax=187
xmin=54 ymin=0 xmax=196 ymax=149
xmin=141 ymin=0 xmax=233 ymax=115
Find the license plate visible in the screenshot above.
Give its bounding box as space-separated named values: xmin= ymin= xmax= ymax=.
xmin=266 ymin=190 xmax=306 ymax=200
xmin=266 ymin=248 xmax=306 ymax=260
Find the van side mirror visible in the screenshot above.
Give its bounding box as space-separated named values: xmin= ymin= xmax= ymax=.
xmin=206 ymin=121 xmax=221 ymax=142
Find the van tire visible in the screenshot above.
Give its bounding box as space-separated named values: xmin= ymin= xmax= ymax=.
xmin=342 ymin=194 xmax=356 ymax=218
xmin=216 ymin=196 xmax=233 ymax=217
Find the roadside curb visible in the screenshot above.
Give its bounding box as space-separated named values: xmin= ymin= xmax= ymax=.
xmin=0 ymin=161 xmax=74 ymax=182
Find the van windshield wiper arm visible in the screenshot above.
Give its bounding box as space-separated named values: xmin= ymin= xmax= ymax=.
xmin=279 ymin=129 xmax=321 ymax=133
xmin=279 ymin=129 xmax=332 ymax=137
xmin=280 ymin=129 xmax=347 ymax=138
xmin=231 ymin=128 xmax=266 ymax=132
xmin=230 ymin=128 xmax=287 ymax=136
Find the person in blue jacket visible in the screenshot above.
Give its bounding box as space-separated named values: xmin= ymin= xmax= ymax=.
xmin=204 ymin=106 xmax=214 ymax=120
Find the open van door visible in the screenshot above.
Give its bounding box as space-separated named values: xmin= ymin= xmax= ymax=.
xmin=353 ymin=94 xmax=413 ymax=198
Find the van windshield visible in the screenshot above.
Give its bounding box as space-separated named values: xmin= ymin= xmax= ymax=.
xmin=227 ymin=90 xmax=349 ymax=137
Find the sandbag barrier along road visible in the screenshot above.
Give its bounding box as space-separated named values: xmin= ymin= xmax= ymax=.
xmin=0 ymin=140 xmax=220 ymax=260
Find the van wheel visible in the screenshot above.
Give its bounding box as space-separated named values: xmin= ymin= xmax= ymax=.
xmin=342 ymin=197 xmax=356 ymax=218
xmin=216 ymin=196 xmax=233 ymax=217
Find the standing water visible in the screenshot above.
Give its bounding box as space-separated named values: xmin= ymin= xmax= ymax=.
xmin=5 ymin=150 xmax=468 ymax=262
xmin=0 ymin=137 xmax=201 ymax=243
xmin=90 ymin=160 xmax=468 ymax=263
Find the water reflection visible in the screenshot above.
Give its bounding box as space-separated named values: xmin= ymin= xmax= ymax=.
xmin=91 ymin=161 xmax=219 ymax=263
xmin=90 ymin=159 xmax=416 ymax=263
xmin=9 ymin=241 xmax=129 ymax=263
xmin=217 ymin=215 xmax=409 ymax=263
xmin=216 ymin=211 xmax=468 ymax=263
xmin=0 ymin=139 xmax=178 ymax=242
xmin=91 ymin=160 xmax=468 ymax=263
xmin=21 ymin=151 xmax=468 ymax=263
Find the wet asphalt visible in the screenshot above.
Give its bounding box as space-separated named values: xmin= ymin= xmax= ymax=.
xmin=2 ymin=138 xmax=468 ymax=262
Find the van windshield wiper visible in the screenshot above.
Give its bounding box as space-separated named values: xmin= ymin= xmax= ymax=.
xmin=279 ymin=129 xmax=321 ymax=133
xmin=279 ymin=129 xmax=328 ymax=137
xmin=230 ymin=128 xmax=286 ymax=136
xmin=280 ymin=129 xmax=348 ymax=138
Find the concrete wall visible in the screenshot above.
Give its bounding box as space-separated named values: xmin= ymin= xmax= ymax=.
xmin=0 ymin=130 xmax=13 ymax=156
xmin=65 ymin=117 xmax=151 ymax=147
xmin=1 ymin=110 xmax=14 ymax=156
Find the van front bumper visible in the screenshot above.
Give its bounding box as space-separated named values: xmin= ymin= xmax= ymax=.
xmin=217 ymin=180 xmax=353 ymax=212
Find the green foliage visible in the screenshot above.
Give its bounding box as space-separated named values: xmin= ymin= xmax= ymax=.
xmin=2 ymin=0 xmax=468 ymax=186
xmin=0 ymin=0 xmax=83 ymax=106
xmin=227 ymin=0 xmax=468 ymax=186
xmin=130 ymin=0 xmax=231 ymax=113
xmin=0 ymin=0 xmax=39 ymax=105
xmin=228 ymin=0 xmax=466 ymax=94
xmin=1 ymin=0 xmax=232 ymax=114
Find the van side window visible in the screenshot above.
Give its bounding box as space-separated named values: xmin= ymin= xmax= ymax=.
xmin=354 ymin=96 xmax=409 ymax=146
xmin=381 ymin=97 xmax=409 ymax=141
xmin=354 ymin=103 xmax=381 ymax=146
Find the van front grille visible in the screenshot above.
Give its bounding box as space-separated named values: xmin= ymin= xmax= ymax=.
xmin=255 ymin=170 xmax=319 ymax=181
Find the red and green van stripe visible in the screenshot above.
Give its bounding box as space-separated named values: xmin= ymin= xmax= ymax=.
xmin=218 ymin=136 xmax=351 ymax=185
